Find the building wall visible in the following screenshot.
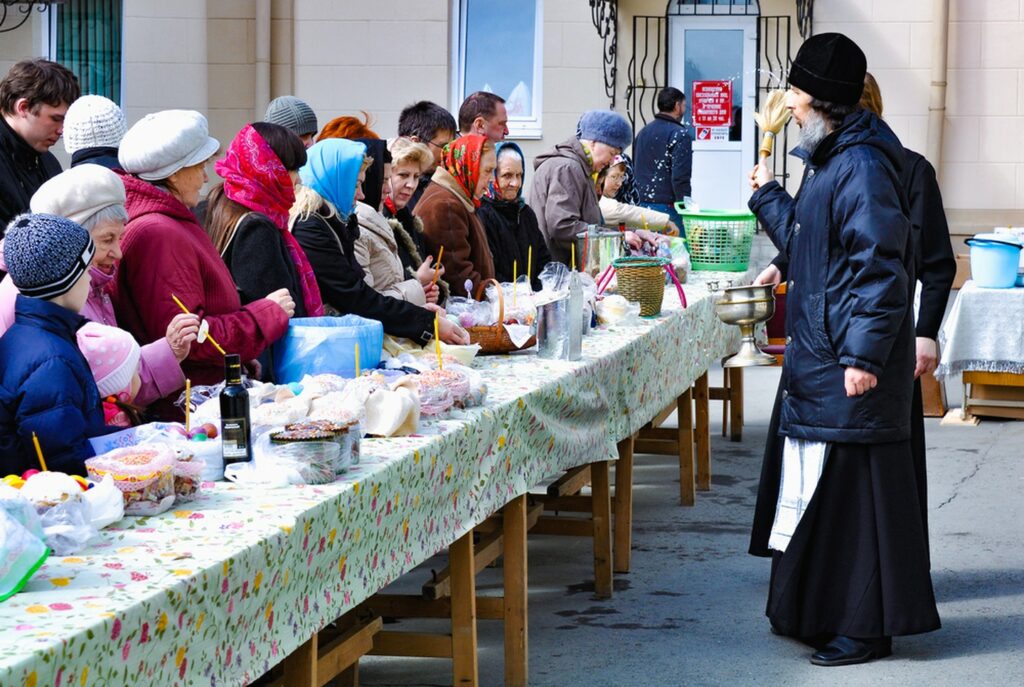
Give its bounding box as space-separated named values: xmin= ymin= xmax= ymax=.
xmin=815 ymin=0 xmax=1024 ymax=229
xmin=1 ymin=0 xmax=1021 ymax=226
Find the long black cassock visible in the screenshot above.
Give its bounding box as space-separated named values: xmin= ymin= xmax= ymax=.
xmin=746 ymin=109 xmax=941 ymax=640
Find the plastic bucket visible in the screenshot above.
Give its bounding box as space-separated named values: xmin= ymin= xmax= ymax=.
xmin=273 ymin=315 xmax=384 ymax=382
xmin=965 ymin=235 xmax=1022 ymax=289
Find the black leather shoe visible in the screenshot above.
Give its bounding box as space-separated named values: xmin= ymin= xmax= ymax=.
xmin=810 ymin=635 xmax=892 ymax=666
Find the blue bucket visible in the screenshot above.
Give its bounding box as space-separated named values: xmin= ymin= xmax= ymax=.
xmin=965 ymin=234 xmax=1022 ymax=289
xmin=273 ymin=315 xmax=384 ymax=383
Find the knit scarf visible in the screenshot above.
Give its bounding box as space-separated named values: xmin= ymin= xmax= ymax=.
xmin=217 ymin=124 xmax=323 ymax=316
xmin=441 ymin=134 xmax=488 ymax=209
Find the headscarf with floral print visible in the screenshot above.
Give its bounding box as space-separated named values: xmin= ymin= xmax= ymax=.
xmin=441 ymin=133 xmax=489 ymax=209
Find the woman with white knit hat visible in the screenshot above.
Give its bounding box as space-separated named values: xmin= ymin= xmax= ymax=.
xmin=62 ymin=95 xmax=127 ymax=170
xmin=113 ymin=110 xmax=294 ymax=416
xmin=0 ymin=164 xmax=199 ymax=411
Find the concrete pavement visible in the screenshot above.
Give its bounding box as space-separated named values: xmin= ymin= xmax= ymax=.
xmin=358 ymin=365 xmax=1024 ymax=686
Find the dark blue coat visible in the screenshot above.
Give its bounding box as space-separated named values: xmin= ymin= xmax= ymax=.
xmin=634 ymin=114 xmax=692 ymax=204
xmin=749 ymin=110 xmax=915 ymax=444
xmin=0 ymin=295 xmax=112 ymax=476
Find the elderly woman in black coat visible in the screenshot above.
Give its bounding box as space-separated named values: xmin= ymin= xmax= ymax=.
xmin=475 ymin=142 xmax=551 ymax=290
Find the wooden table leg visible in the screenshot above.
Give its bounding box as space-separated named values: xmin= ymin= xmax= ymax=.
xmin=503 ymin=495 xmax=528 ymax=687
xmin=613 ymin=435 xmax=634 ymax=573
xmin=450 ymin=531 xmax=479 ymax=686
xmin=728 ymin=367 xmax=744 ymax=442
xmin=678 ymin=388 xmax=695 ymax=506
xmin=591 ymin=460 xmax=613 ymax=598
xmin=694 ymin=371 xmax=711 ymax=491
xmin=282 ymin=633 xmax=318 ymax=687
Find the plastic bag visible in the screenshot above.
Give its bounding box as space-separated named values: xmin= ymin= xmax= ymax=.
xmin=539 ymin=261 xmax=572 ymax=295
xmin=82 ymin=474 xmax=124 ymax=529
xmin=224 ymin=429 xmax=340 ymax=486
xmin=0 ymin=505 xmax=48 ymax=601
xmin=273 ymin=315 xmax=384 ymax=383
xmin=85 ymin=446 xmax=176 ymax=516
xmin=37 ymin=494 xmax=96 ymax=556
xmin=596 ymin=294 xmax=643 ymax=326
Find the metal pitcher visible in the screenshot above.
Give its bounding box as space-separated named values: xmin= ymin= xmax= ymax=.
xmin=575 ymin=227 xmax=624 ymax=277
xmin=536 ymin=296 xmax=582 ymax=361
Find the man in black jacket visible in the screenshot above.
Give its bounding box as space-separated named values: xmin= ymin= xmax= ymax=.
xmin=0 ymin=59 xmax=80 ymax=232
xmin=397 ymin=101 xmax=456 ymax=213
xmin=747 ymin=33 xmax=939 ymax=666
xmin=634 ymin=87 xmax=691 ymax=227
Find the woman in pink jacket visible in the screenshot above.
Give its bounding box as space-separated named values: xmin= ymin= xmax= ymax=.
xmin=0 ymin=164 xmax=198 ymax=408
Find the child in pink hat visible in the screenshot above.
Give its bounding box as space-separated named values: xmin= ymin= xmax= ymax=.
xmin=76 ymin=322 xmax=142 ymax=427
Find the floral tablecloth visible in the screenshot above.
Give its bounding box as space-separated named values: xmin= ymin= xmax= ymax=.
xmin=0 ymin=276 xmax=742 ymax=687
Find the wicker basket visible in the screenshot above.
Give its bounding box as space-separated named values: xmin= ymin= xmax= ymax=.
xmin=613 ymin=256 xmax=669 ymax=317
xmin=466 ymin=279 xmax=537 ymax=354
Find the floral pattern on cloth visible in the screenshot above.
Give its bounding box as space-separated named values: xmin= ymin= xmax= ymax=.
xmin=0 ymin=273 xmax=746 ymax=686
xmin=216 ymin=124 xmax=324 ymax=317
xmin=442 ymin=134 xmax=488 ymax=209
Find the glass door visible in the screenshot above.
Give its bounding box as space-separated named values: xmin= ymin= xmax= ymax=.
xmin=669 ymin=16 xmax=756 ymax=210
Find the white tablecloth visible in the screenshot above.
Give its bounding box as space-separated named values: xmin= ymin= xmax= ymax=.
xmin=936 ymin=280 xmax=1024 ymax=379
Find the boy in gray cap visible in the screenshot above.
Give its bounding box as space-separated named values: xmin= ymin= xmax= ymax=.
xmin=264 ymin=95 xmax=318 ymax=148
xmin=0 ymin=213 xmax=114 ymax=476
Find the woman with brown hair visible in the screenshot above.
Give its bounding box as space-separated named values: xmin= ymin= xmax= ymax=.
xmin=206 ymin=122 xmax=320 ymax=319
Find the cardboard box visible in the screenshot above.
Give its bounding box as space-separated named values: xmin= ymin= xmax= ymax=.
xmin=952 ymin=253 xmax=971 ymax=289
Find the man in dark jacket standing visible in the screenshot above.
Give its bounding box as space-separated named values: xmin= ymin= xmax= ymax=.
xmin=634 ymin=87 xmax=691 ymax=227
xmin=747 ymin=33 xmax=939 ymax=666
xmin=397 ymin=101 xmax=457 ymax=213
xmin=0 ymin=59 xmax=80 ymax=232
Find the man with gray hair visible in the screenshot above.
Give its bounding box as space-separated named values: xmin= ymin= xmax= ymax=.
xmin=747 ymin=32 xmax=940 ymax=666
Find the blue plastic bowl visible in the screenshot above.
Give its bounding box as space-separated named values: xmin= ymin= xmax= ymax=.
xmin=966 ymin=235 xmax=1022 ymax=289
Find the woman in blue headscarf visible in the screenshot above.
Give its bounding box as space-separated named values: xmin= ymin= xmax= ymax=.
xmin=289 ymin=139 xmax=468 ymax=345
xmin=475 ymin=142 xmax=551 ymax=291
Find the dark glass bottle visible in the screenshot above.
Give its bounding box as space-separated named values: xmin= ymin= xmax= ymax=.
xmin=220 ymin=354 xmax=252 ymax=465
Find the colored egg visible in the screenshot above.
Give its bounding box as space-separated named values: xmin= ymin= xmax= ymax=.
xmin=71 ymin=475 xmax=89 ymax=491
xmin=2 ymin=475 xmax=25 ymax=488
xmin=200 ymin=423 xmax=218 ymax=439
xmin=288 ymin=382 xmax=303 ymax=395
xmin=191 ymin=433 xmax=208 ymax=442
xmin=21 ymin=469 xmax=40 ymax=480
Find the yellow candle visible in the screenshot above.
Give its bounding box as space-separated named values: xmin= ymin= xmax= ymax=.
xmin=354 ymin=343 xmax=360 ymax=377
xmin=527 ymin=245 xmax=533 ymax=284
xmin=434 ymin=313 xmax=443 ymax=370
xmin=184 ymin=379 xmax=191 ymax=434
xmin=31 ymin=432 xmax=48 ymax=472
xmin=571 ymin=242 xmax=576 ymax=271
xmin=171 ymin=293 xmax=226 ymax=356
xmin=512 ymin=260 xmax=518 ymax=307
xmin=432 ymin=246 xmax=444 ymax=286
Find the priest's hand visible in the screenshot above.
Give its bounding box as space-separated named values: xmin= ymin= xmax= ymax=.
xmin=753 ymin=263 xmax=782 ymax=286
xmin=750 ymin=162 xmax=774 ymax=191
xmin=844 ymin=367 xmax=877 ymax=397
xmin=915 ymin=337 xmax=938 ymax=379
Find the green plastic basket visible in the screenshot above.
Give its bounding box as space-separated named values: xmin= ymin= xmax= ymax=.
xmin=674 ymin=204 xmax=756 ymax=272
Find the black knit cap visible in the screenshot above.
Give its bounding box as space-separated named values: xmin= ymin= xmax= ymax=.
xmin=788 ymin=33 xmax=867 ymax=106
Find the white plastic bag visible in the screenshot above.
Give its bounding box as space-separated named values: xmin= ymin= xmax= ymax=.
xmin=82 ymin=475 xmax=124 ymax=529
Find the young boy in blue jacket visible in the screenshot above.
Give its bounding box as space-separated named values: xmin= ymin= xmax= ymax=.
xmin=0 ymin=213 xmax=114 ymax=476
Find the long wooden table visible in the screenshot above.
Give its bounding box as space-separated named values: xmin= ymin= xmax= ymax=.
xmin=0 ymin=276 xmax=742 ymax=687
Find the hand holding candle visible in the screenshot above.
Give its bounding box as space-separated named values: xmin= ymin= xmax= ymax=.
xmin=432 ymin=246 xmax=445 ymax=286
xmin=171 ymin=294 xmax=227 ymax=356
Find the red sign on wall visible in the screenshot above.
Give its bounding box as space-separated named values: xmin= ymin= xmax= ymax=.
xmin=692 ymin=80 xmax=733 ymax=128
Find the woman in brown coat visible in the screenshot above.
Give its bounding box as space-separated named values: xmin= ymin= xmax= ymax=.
xmin=414 ymin=134 xmax=496 ymax=298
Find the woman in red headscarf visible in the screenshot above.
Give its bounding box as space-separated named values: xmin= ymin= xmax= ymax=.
xmin=206 ymin=122 xmax=322 ymax=319
xmin=413 ymin=133 xmax=497 ymax=298
xmin=205 ymin=122 xmax=321 ymax=378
